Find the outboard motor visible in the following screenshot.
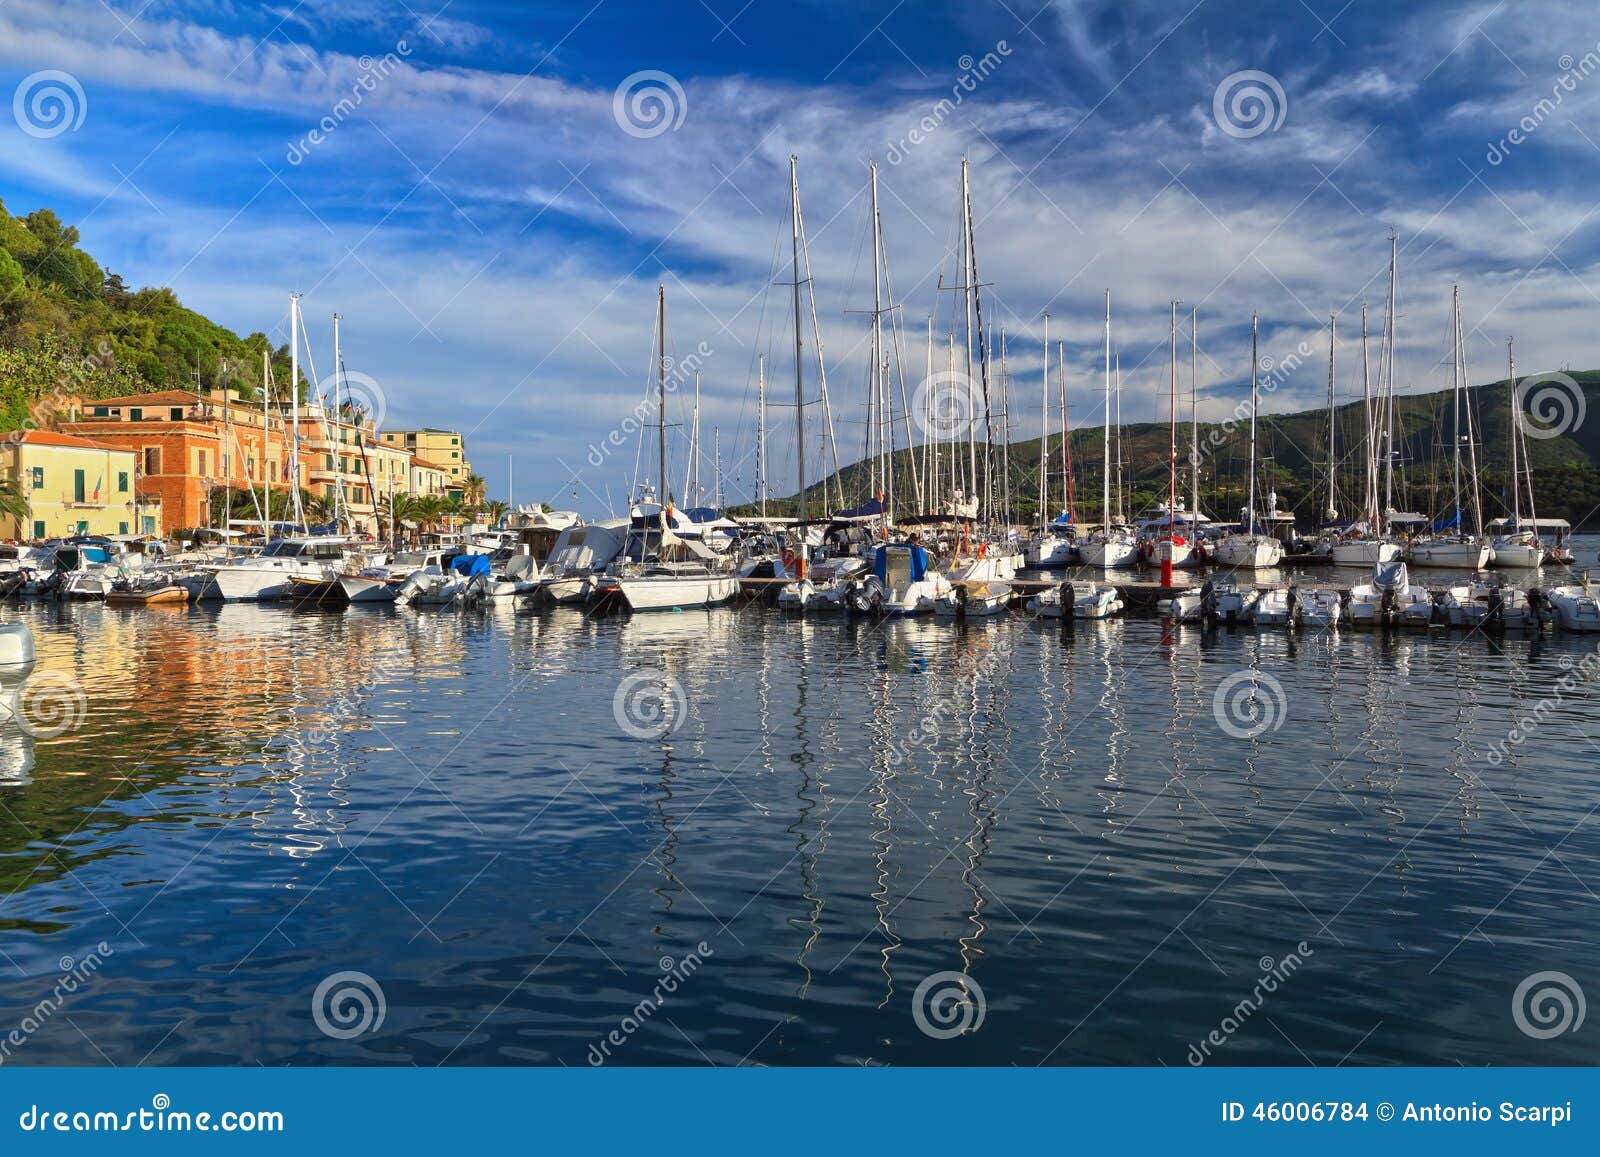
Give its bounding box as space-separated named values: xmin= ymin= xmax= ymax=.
xmin=1287 ymin=585 xmax=1299 ymax=627
xmin=1200 ymin=579 xmax=1217 ymax=624
xmin=1486 ymin=584 xmax=1505 ymax=632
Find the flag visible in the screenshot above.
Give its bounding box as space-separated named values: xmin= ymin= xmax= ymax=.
xmin=93 ymin=475 xmax=102 ymax=502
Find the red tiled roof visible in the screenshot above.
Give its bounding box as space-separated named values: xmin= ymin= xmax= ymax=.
xmin=88 ymin=391 xmax=207 ymax=407
xmin=15 ymin=430 xmax=128 ymax=453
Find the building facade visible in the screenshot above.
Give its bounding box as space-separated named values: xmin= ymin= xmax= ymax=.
xmin=1 ymin=430 xmax=151 ymax=540
xmin=410 ymin=456 xmax=450 ymax=497
xmin=295 ymin=403 xmax=413 ymax=537
xmin=380 ymin=429 xmax=471 ymax=492
xmin=62 ymin=389 xmax=303 ymax=533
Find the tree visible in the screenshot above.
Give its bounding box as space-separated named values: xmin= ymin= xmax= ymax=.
xmin=463 ymin=473 xmax=486 ymax=508
xmin=0 ymin=478 xmax=30 ymax=528
xmin=484 ymin=499 xmax=508 ymax=527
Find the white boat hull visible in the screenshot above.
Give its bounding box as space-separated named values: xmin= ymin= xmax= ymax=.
xmin=1213 ymin=535 xmax=1283 ymax=569
xmin=1547 ymin=587 xmax=1600 ymax=632
xmin=1330 ymin=540 xmax=1401 ymax=566
xmin=339 ymin=573 xmax=400 ymax=603
xmin=1078 ymin=537 xmax=1138 ymax=569
xmin=1490 ymin=541 xmax=1545 ymax=569
xmin=618 ymin=574 xmax=739 ymax=612
xmin=1406 ymin=540 xmax=1490 ymax=569
xmin=1297 ymin=591 xmax=1342 ymax=627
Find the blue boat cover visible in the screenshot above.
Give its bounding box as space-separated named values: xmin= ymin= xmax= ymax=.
xmin=835 ymin=497 xmax=884 ymax=519
xmin=1433 ymin=508 xmax=1462 ymax=532
xmin=874 ymin=544 xmax=927 ymax=583
xmin=451 ymin=553 xmax=491 ymax=576
xmin=81 ymin=546 xmax=111 ymax=564
xmin=1051 ymin=511 xmax=1075 ymax=526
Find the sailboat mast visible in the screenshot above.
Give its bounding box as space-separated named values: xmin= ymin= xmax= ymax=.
xmin=1326 ymin=312 xmax=1337 ymax=521
xmin=1450 ymin=285 xmax=1463 ymax=532
xmin=289 ymin=293 xmax=303 ymax=529
xmin=1102 ymin=290 xmax=1111 ymax=532
xmin=261 ymin=347 xmax=272 ymax=530
xmin=332 ymin=311 xmax=346 ymax=528
xmin=1248 ymin=313 xmax=1260 ymax=535
xmin=757 ymin=354 xmax=767 ymax=519
xmin=1190 ymin=308 xmax=1199 ymax=520
xmin=657 ymin=284 xmax=667 ymax=515
xmin=1458 ymin=291 xmax=1483 ymax=538
xmin=790 ymin=155 xmax=806 ymax=534
xmin=1168 ymin=300 xmax=1178 ymax=539
xmin=1382 ymin=234 xmax=1398 ymax=528
xmin=1361 ymin=303 xmax=1375 ymax=528
xmin=1507 ymin=338 xmax=1521 ymax=529
xmin=1039 ymin=312 xmax=1049 ymax=526
xmin=870 ymin=162 xmax=885 ymax=514
xmin=1058 ymin=341 xmax=1073 ymax=521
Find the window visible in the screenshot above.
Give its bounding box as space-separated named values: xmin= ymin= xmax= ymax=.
xmin=144 ymin=447 xmax=160 ymax=474
xmin=270 ymin=462 xmax=278 ymax=482
xmin=73 ymin=469 xmax=85 ymax=503
xmin=32 ymin=520 xmax=44 ymax=539
xmin=324 ymin=454 xmax=334 ymax=471
xmin=451 ymin=451 xmax=459 ymax=459
xmin=196 ymin=450 xmax=207 ymax=476
xmin=141 ymin=516 xmax=155 ymax=535
xmin=118 ymin=472 xmax=128 ymax=492
xmin=92 ymin=406 xmax=109 ymax=417
xmin=129 ymin=407 xmax=143 ymax=421
xmin=30 ymin=466 xmax=43 ymax=489
xmin=169 ymin=407 xmax=184 ymax=421
xmin=76 ymin=521 xmax=87 ymax=535
xmin=247 ymin=456 xmax=255 ymax=478
xmin=451 ymin=437 xmax=459 ymax=445
xmin=118 ymin=521 xmax=128 ymax=535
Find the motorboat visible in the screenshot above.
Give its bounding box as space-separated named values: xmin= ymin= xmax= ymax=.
xmin=536 ymin=520 xmax=629 ymax=604
xmin=1203 ymin=580 xmax=1260 ymax=625
xmin=933 ymin=582 xmax=1011 ymax=619
xmin=1545 ymin=580 xmax=1600 ymax=632
xmin=1297 ymin=588 xmax=1343 ymax=628
xmin=858 ymin=543 xmax=949 ymax=617
xmin=1251 ymin=587 xmax=1294 ymax=627
xmin=1159 ymin=586 xmax=1204 ymax=622
xmin=198 ymin=537 xmax=371 ymax=602
xmin=1348 ymin=560 xmax=1432 ymax=627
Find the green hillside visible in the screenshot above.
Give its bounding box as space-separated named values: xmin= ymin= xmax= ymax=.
xmin=746 ymin=372 xmax=1600 ymax=531
xmin=0 ymin=198 xmax=295 ymax=432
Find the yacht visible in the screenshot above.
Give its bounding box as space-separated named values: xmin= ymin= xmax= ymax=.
xmin=199 ymin=537 xmax=366 ymax=602
xmin=933 ymin=581 xmax=1012 ymax=618
xmin=1213 ymin=317 xmax=1284 ymax=570
xmin=537 ymin=520 xmax=629 ymax=605
xmin=1545 ymin=581 xmax=1600 ymax=632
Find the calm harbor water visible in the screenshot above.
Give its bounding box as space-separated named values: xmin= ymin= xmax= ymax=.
xmin=2 ymin=556 xmax=1599 ymax=1067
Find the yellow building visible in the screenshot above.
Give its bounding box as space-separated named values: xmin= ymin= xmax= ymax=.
xmin=410 ymin=456 xmax=450 ymax=497
xmin=1 ymin=431 xmax=156 ymax=540
xmin=380 ymin=429 xmax=471 ymax=492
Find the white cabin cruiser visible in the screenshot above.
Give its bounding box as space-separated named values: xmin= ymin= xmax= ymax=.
xmin=1545 ymin=581 xmax=1600 ymax=632
xmin=199 ymin=537 xmax=366 ymax=602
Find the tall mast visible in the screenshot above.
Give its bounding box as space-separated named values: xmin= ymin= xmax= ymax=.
xmin=1382 ymin=233 xmax=1397 ymax=528
xmin=870 ymin=162 xmax=885 ymax=515
xmin=1058 ymin=341 xmax=1073 ymax=521
xmin=789 ymin=155 xmax=807 ymax=554
xmin=1360 ymin=303 xmax=1376 ymax=528
xmin=1449 ymin=285 xmax=1463 ymax=534
xmin=289 ymin=292 xmax=303 ymax=529
xmin=1248 ymin=313 xmax=1260 ymax=534
xmin=657 ymin=284 xmax=667 ymax=516
xmin=757 ymin=354 xmax=767 ymax=519
xmin=1325 ymin=312 xmax=1337 ymax=522
xmin=332 ymin=311 xmax=346 ymax=528
xmin=1190 ymin=308 xmax=1200 ymax=519
xmin=960 ymin=161 xmax=977 ymax=519
xmin=1507 ymin=338 xmax=1521 ymax=530
xmin=1458 ymin=289 xmax=1483 ymax=538
xmin=261 ymin=347 xmax=272 ymax=530
xmin=999 ymin=327 xmax=1011 ymax=527
xmin=1101 ymin=289 xmax=1111 ymax=531
xmin=684 ymin=370 xmax=699 ymax=506
xmin=1168 ymin=300 xmax=1178 ymax=539
xmin=713 ymin=427 xmax=721 ymax=509
xmin=1038 ymin=312 xmax=1049 ymax=527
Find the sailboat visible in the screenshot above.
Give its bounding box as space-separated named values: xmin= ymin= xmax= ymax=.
xmin=1142 ymin=301 xmax=1193 ymax=569
xmin=1489 ymin=337 xmax=1547 ymax=569
xmin=1078 ymin=291 xmax=1138 ymax=568
xmin=1025 ymin=316 xmax=1079 ymax=567
xmin=1213 ymin=315 xmax=1284 ymax=568
xmin=1331 ymin=244 xmax=1405 ymax=566
xmin=1408 ymin=285 xmax=1490 ymax=569
xmin=614 ymin=286 xmax=740 ymax=613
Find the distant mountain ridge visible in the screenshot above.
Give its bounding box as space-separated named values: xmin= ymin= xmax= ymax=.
xmin=748 ymin=371 xmax=1600 ymax=531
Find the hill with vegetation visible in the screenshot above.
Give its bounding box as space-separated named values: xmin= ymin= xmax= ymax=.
xmin=744 ymin=371 xmax=1600 ymax=531
xmin=0 ymin=198 xmax=295 ymax=432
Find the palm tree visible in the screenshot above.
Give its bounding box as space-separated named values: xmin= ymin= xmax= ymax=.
xmin=484 ymin=499 xmax=508 ymax=527
xmin=412 ymin=495 xmax=446 ymax=535
xmin=304 ymin=493 xmax=337 ymax=530
xmin=378 ymin=492 xmax=417 ymax=545
xmin=463 ymin=473 xmax=486 ymax=509
xmin=0 ymin=478 xmax=30 ymax=534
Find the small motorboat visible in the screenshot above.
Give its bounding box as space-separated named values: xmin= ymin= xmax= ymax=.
xmin=1158 ymin=586 xmax=1204 ymax=622
xmin=1545 ymin=580 xmax=1600 ymax=632
xmin=0 ymin=622 xmax=34 ymax=666
xmin=1251 ymin=587 xmax=1295 ymax=627
xmin=1203 ymin=580 xmax=1260 ymax=625
xmin=106 ymin=584 xmax=189 ymax=606
xmin=1297 ymin=588 xmax=1343 ymax=628
xmin=933 ymin=582 xmax=1012 ymax=619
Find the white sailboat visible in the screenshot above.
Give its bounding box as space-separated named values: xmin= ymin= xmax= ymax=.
xmin=1490 ymin=338 xmax=1547 ymax=569
xmin=614 ymin=286 xmax=739 ymax=613
xmin=1331 ymin=251 xmax=1403 ymax=566
xmin=1213 ymin=315 xmax=1284 ymax=569
xmin=1079 ymin=290 xmax=1137 ymax=568
xmin=1408 ymin=285 xmax=1490 ymax=569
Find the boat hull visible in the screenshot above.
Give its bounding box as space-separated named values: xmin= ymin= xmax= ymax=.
xmin=1406 ymin=540 xmax=1490 ymax=569
xmin=1078 ymin=537 xmax=1138 ymax=569
xmin=1330 ymin=540 xmax=1400 ymax=567
xmin=618 ymin=575 xmax=739 ymax=612
xmin=1213 ymin=536 xmax=1282 ymax=569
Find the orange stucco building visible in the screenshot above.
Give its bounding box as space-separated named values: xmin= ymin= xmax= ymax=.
xmin=62 ymin=389 xmax=306 ymax=532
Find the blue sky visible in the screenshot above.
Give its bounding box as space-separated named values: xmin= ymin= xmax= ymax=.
xmin=3 ymin=0 xmax=1599 ymax=513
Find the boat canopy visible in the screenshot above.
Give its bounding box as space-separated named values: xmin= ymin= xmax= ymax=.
xmin=1487 ymin=517 xmax=1572 ymax=532
xmin=874 ymin=544 xmax=927 ymax=584
xmin=450 ymin=553 xmax=492 ymax=577
xmin=833 ymin=497 xmax=884 ymax=520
